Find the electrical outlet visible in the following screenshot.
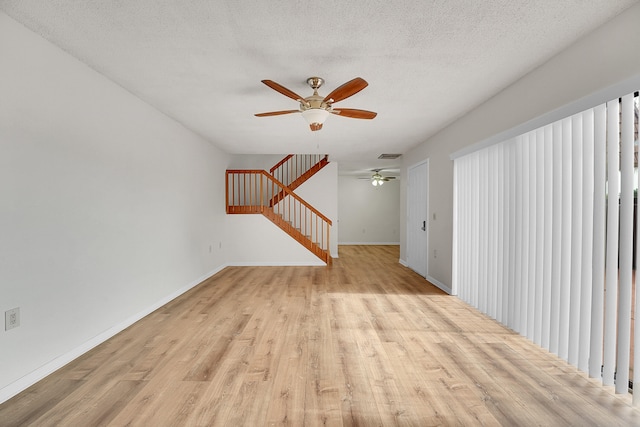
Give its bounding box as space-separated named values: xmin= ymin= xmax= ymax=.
xmin=5 ymin=307 xmax=20 ymax=331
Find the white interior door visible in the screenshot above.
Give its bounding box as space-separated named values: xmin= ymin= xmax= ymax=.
xmin=407 ymin=160 xmax=429 ymax=277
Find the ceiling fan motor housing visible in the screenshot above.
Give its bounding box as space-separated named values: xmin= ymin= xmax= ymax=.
xmin=300 ymin=78 xmax=332 ymax=130
xmin=300 ymin=93 xmax=331 ymax=111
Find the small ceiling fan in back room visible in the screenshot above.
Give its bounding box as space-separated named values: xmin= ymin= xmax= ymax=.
xmin=359 ymin=169 xmax=397 ymax=186
xmin=255 ymin=77 xmax=377 ymax=131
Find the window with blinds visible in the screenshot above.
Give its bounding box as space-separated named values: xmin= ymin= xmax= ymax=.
xmin=453 ymin=91 xmax=640 ymax=401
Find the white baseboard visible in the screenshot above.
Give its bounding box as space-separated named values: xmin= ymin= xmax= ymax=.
xmin=427 ymin=275 xmax=452 ymax=295
xmin=0 ymin=264 xmax=228 ymax=404
xmin=397 ymin=260 xmax=451 ymax=294
xmin=228 ymin=261 xmax=326 ymax=267
xmin=338 ymin=242 xmax=400 ymax=245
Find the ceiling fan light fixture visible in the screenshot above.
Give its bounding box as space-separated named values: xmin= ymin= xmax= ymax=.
xmin=371 ymin=173 xmax=385 ymax=186
xmin=301 ymin=108 xmax=330 ymax=130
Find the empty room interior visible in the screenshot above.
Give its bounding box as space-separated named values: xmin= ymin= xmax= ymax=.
xmin=3 ymin=1 xmax=640 ymax=425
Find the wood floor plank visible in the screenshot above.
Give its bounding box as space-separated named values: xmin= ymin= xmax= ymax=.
xmin=304 ymin=282 xmax=344 ymax=427
xmin=109 ymin=381 xmax=206 ymax=426
xmin=330 ymin=297 xmax=385 ymax=426
xmin=2 ymin=245 xmax=640 ymax=426
xmin=0 ymin=378 xmax=84 ymax=427
xmin=36 ymin=379 xmax=145 ymax=427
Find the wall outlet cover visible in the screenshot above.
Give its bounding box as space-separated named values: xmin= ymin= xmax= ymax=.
xmin=5 ymin=307 xmax=20 ymax=331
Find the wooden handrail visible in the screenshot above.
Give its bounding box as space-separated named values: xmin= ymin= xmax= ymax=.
xmin=226 ymin=170 xmax=332 ymax=225
xmin=270 ymin=154 xmax=294 ymax=174
xmin=269 ymin=154 xmax=328 ymax=189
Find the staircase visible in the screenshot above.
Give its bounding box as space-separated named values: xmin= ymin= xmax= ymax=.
xmin=267 ymin=154 xmax=329 ymax=207
xmin=226 ymin=155 xmax=332 ymax=264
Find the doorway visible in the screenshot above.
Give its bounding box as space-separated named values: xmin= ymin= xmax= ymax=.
xmin=407 ymin=160 xmax=429 ymax=277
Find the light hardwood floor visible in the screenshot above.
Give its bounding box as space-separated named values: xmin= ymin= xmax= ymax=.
xmin=2 ymin=245 xmax=639 ymax=426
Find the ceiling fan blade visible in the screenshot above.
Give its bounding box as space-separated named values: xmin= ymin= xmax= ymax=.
xmin=254 ymin=110 xmax=300 ymax=117
xmin=331 ymin=108 xmax=377 ymax=119
xmin=323 ymin=77 xmax=368 ymax=103
xmin=261 ymin=80 xmax=305 ymax=102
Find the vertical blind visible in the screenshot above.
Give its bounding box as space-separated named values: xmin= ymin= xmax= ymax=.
xmin=453 ymin=91 xmax=640 ymax=401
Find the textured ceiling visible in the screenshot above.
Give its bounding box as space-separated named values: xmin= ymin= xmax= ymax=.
xmin=1 ymin=0 xmax=637 ymax=174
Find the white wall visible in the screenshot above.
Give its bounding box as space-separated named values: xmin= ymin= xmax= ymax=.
xmin=400 ymin=3 xmax=640 ymax=289
xmin=0 ymin=12 xmax=230 ymax=402
xmin=338 ymin=176 xmax=400 ymax=244
xmin=225 ymin=215 xmax=325 ymax=265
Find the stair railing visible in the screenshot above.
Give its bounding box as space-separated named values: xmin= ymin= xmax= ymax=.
xmin=270 ymin=154 xmax=328 ymax=188
xmin=226 ymin=169 xmax=332 ymax=262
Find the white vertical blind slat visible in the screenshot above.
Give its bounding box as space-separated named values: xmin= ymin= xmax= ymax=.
xmin=549 ymin=120 xmax=563 ymax=355
xmin=589 ymin=103 xmax=606 ymax=379
xmin=458 ymin=158 xmax=466 ymax=300
xmin=603 ymin=99 xmax=619 ymax=387
xmin=634 ymin=100 xmax=640 ymax=404
xmin=483 ymin=151 xmax=491 ymax=315
xmin=472 ymin=153 xmax=480 ymax=307
xmin=534 ymin=128 xmax=545 ymax=346
xmin=456 ymin=157 xmax=469 ymax=301
xmin=522 ymin=133 xmax=531 ymax=336
xmin=559 ymin=117 xmax=572 ymax=362
xmin=492 ymin=145 xmax=500 ymax=320
xmin=579 ymin=109 xmax=594 ymax=373
xmin=477 ymin=153 xmax=486 ymax=306
xmin=466 ymin=156 xmax=474 ymax=303
xmin=515 ymin=137 xmax=524 ymax=333
xmin=452 ymin=160 xmax=459 ymax=296
xmin=616 ymin=93 xmax=634 ymax=394
xmin=527 ymin=132 xmax=537 ymax=340
xmin=542 ymin=124 xmax=553 ymax=350
xmin=468 ymin=154 xmax=476 ymax=305
xmin=487 ymin=148 xmax=495 ymax=317
xmin=462 ymin=156 xmax=469 ymax=302
xmin=497 ymin=143 xmax=506 ymax=323
xmin=478 ymin=151 xmax=487 ymax=312
xmin=487 ymin=146 xmax=496 ymax=319
xmin=508 ymin=142 xmax=517 ymax=328
xmin=568 ymin=113 xmax=583 ymax=367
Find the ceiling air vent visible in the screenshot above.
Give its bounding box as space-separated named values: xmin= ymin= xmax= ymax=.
xmin=378 ymin=153 xmax=402 ymax=159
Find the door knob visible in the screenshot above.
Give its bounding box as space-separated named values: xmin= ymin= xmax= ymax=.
xmin=421 ymin=220 xmax=426 ymax=231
